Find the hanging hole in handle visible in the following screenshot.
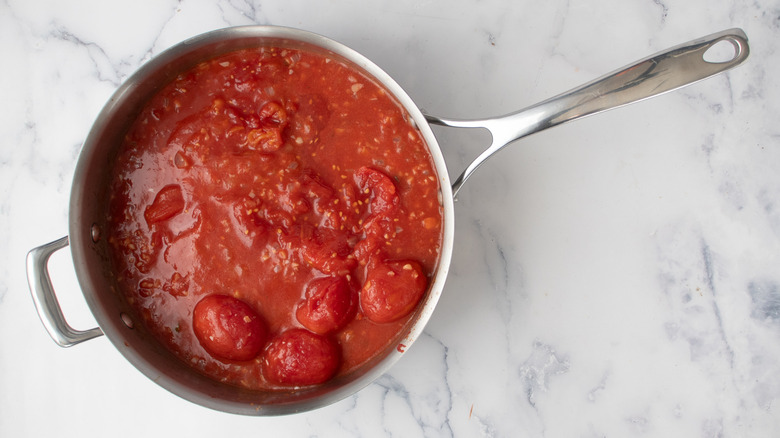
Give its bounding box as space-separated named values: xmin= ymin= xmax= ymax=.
xmin=703 ymin=39 xmax=738 ymax=64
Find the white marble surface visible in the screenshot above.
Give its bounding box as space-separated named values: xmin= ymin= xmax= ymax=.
xmin=2 ymin=0 xmax=779 ymax=436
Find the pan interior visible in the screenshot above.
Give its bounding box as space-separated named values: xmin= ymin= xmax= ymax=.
xmin=68 ymin=25 xmax=454 ymax=415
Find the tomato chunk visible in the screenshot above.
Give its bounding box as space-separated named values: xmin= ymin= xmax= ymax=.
xmin=360 ymin=260 xmax=428 ymax=323
xmin=300 ymin=228 xmax=357 ymax=275
xmin=263 ymin=329 xmax=340 ymax=386
xmin=296 ymin=276 xmax=357 ymax=334
xmin=354 ymin=166 xmax=399 ymax=215
xmin=192 ymin=294 xmax=268 ymax=362
xmin=352 ymin=235 xmax=382 ymax=265
xmin=144 ymin=184 xmax=185 ymax=226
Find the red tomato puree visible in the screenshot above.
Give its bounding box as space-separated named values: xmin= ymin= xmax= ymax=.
xmin=107 ymin=46 xmax=443 ymax=389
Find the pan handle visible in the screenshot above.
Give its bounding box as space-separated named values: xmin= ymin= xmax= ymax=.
xmin=26 ymin=236 xmax=104 ymax=347
xmin=426 ymin=28 xmax=750 ymax=196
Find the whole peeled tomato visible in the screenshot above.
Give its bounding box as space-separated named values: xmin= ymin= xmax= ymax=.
xmin=296 ymin=276 xmax=357 ymax=334
xmin=263 ymin=329 xmax=341 ymax=386
xmin=192 ymin=294 xmax=268 ymax=362
xmin=360 ymin=260 xmax=428 ymax=323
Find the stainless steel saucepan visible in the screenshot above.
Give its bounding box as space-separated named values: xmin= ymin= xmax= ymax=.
xmin=26 ymin=26 xmax=748 ymax=415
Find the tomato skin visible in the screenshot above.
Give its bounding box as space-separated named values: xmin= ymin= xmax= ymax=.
xmin=246 ymin=127 xmax=283 ymax=152
xmin=258 ymin=101 xmax=288 ymax=128
xmin=263 ymin=329 xmax=341 ymax=386
xmin=360 ymin=260 xmax=428 ymax=323
xmin=192 ymin=295 xmax=268 ymax=362
xmin=296 ymin=276 xmax=357 ymax=334
xmin=144 ymin=184 xmax=185 ymax=226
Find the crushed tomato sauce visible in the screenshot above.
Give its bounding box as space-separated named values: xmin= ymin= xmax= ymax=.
xmin=106 ymin=46 xmax=443 ymax=390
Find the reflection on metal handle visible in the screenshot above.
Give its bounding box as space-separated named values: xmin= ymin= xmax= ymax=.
xmin=427 ymin=28 xmax=750 ymax=196
xmin=26 ymin=236 xmax=103 ymax=347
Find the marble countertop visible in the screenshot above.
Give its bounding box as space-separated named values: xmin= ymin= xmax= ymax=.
xmin=2 ymin=0 xmax=779 ymax=436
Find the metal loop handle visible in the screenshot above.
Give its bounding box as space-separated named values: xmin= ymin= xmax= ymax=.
xmin=26 ymin=236 xmax=103 ymax=347
xmin=427 ymin=28 xmax=750 ymax=196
